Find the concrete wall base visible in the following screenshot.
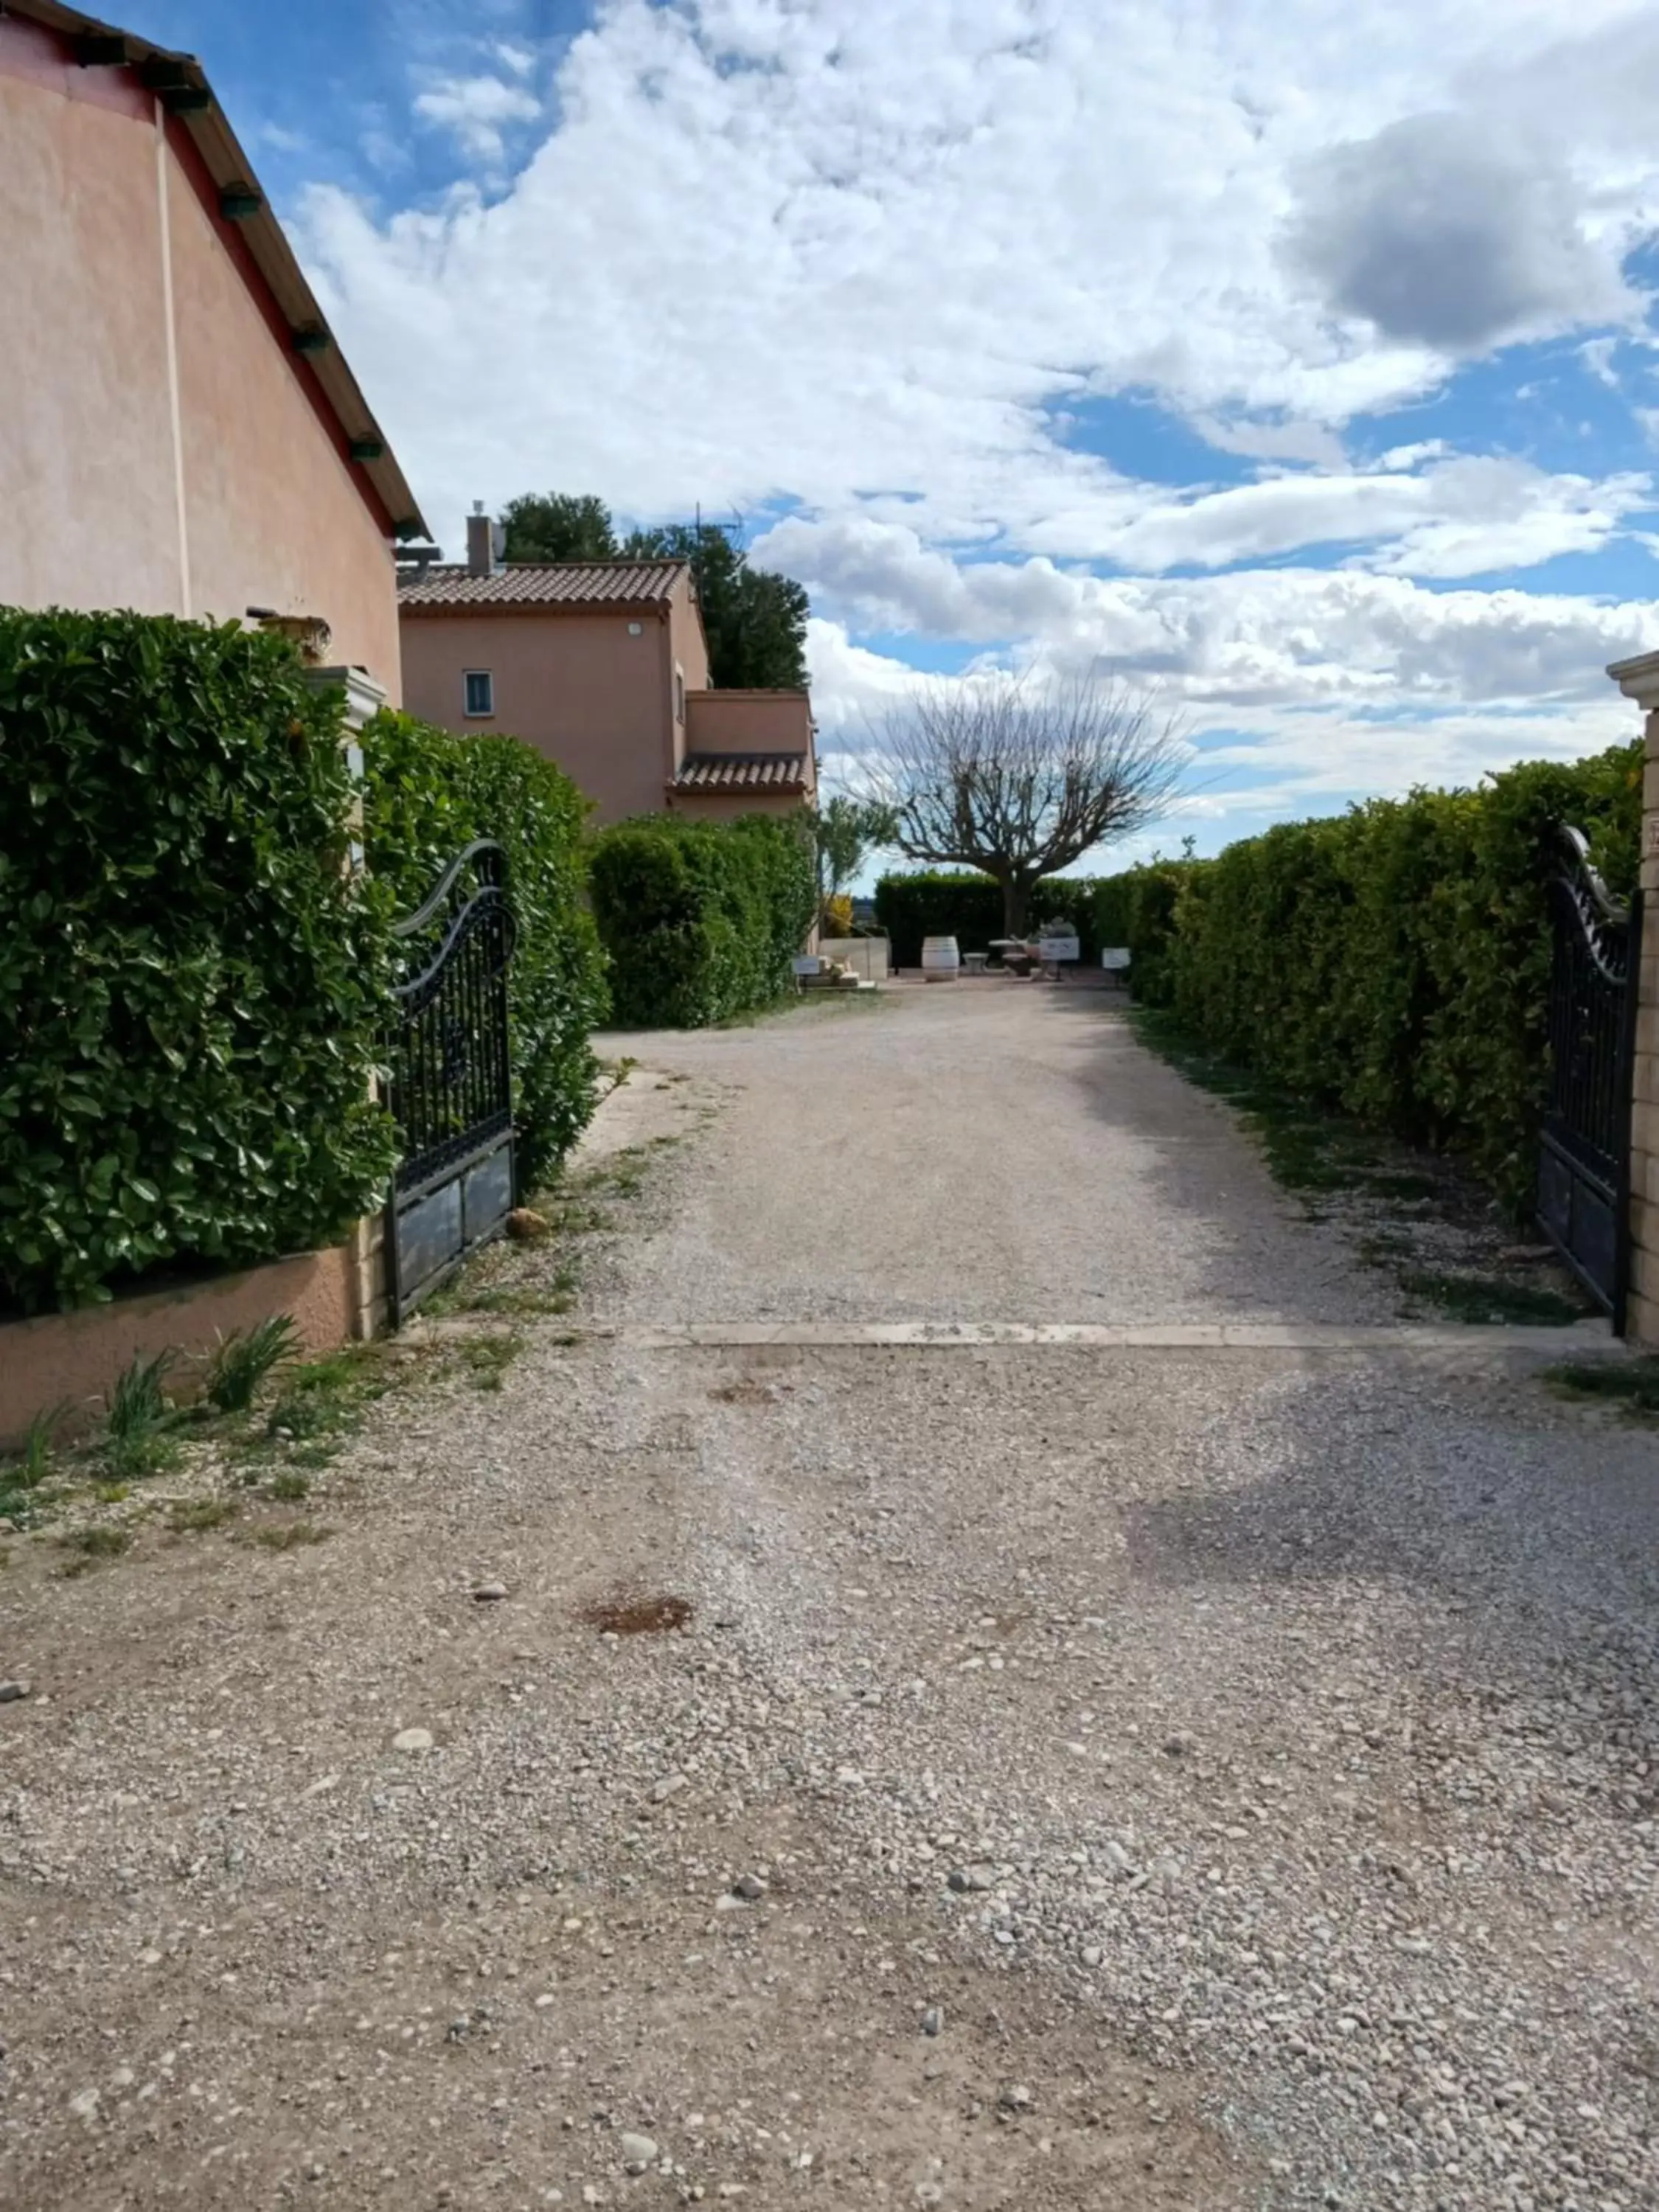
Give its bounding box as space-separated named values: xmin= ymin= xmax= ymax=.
xmin=0 ymin=1239 xmax=372 ymax=1450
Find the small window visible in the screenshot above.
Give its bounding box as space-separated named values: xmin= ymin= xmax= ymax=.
xmin=463 ymin=669 xmax=494 ymax=718
xmin=675 ymin=668 xmax=686 ymax=724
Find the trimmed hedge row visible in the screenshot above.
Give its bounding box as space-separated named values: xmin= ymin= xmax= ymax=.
xmin=360 ymin=710 xmax=608 ymax=1191
xmin=591 ymin=815 xmax=816 ymax=1027
xmin=873 ymin=871 xmax=1104 ymax=967
xmin=1090 ymin=744 xmax=1642 ymax=1208
xmin=0 ymin=611 xmax=397 ymax=1315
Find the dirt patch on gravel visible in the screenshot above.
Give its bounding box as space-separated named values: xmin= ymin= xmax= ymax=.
xmin=578 ymin=1589 xmax=696 ymax=1635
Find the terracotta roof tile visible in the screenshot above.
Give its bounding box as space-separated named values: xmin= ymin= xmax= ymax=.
xmin=398 ymin=560 xmax=689 ymax=609
xmin=671 ymin=753 xmax=812 ymax=793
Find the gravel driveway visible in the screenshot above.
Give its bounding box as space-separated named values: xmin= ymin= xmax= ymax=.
xmin=1 ymin=985 xmax=1654 ymax=2212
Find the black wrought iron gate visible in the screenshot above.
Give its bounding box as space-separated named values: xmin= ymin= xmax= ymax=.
xmin=384 ymin=840 xmax=516 ymax=1324
xmin=1537 ymin=827 xmax=1641 ymax=1331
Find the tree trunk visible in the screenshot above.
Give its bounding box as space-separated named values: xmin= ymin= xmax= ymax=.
xmin=1003 ymin=876 xmax=1032 ymax=938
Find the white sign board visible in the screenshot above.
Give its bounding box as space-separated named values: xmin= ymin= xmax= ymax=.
xmin=1101 ymin=947 xmax=1132 ymax=971
xmin=792 ymin=956 xmax=821 ymax=976
xmin=1038 ymin=933 xmax=1080 ymax=963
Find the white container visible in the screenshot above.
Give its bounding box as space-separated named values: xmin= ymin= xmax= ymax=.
xmin=921 ymin=934 xmax=961 ymax=981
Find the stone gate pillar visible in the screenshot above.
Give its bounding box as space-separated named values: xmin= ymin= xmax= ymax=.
xmin=1607 ymin=650 xmax=1659 ymax=1345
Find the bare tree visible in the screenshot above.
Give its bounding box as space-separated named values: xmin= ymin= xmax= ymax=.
xmin=877 ymin=672 xmax=1186 ymax=937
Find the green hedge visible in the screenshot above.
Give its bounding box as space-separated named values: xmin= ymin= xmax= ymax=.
xmin=1091 ymin=744 xmax=1642 ymax=1208
xmin=873 ymin=872 xmax=1103 ymax=966
xmin=360 ymin=711 xmax=607 ymax=1189
xmin=591 ymin=814 xmax=816 ymax=1026
xmin=1088 ymin=862 xmax=1194 ymax=1008
xmin=0 ymin=611 xmax=397 ymax=1315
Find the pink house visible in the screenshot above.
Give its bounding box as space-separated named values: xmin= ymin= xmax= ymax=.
xmin=0 ymin=0 xmax=424 ymax=699
xmin=398 ymin=513 xmax=818 ymax=825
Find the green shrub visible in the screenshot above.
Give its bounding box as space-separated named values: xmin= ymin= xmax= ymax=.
xmin=0 ymin=611 xmax=398 ymax=1315
xmin=1087 ymin=862 xmax=1193 ymax=1006
xmin=361 ymin=711 xmax=608 ymax=1189
xmin=1091 ymin=742 xmax=1642 ymax=1209
xmin=873 ymin=872 xmax=1103 ymax=967
xmin=591 ymin=814 xmax=816 ymax=1027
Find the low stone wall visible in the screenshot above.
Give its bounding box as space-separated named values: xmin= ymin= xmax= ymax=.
xmin=0 ymin=1243 xmax=362 ymax=1450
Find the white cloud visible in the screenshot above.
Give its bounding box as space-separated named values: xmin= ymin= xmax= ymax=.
xmin=284 ymin=0 xmax=1659 ymax=837
xmin=777 ymin=525 xmax=1659 ymax=727
xmin=1283 ymin=112 xmax=1638 ymax=351
xmin=299 ymin=0 xmax=1659 ymax=560
xmin=756 ymin=455 xmax=1652 ymax=585
xmin=413 ymin=73 xmax=541 ymax=165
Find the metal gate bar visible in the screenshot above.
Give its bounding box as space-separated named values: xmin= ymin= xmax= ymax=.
xmin=1537 ymin=827 xmax=1639 ymax=1332
xmin=384 ymin=840 xmax=516 ymax=1326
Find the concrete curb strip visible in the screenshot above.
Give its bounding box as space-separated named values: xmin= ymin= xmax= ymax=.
xmin=554 ymin=1318 xmax=1621 ymax=1357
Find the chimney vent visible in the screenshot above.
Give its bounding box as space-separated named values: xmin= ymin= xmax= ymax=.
xmin=466 ymin=506 xmax=496 ymax=579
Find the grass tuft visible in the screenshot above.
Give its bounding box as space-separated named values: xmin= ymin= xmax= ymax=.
xmin=168 ymin=1496 xmax=237 ymax=1534
xmin=250 ymin=1520 xmax=332 ymax=1551
xmin=265 ymin=1343 xmax=396 ymax=1453
xmin=1399 ymin=1270 xmax=1585 ymax=1326
xmin=59 ymin=1524 xmax=131 ymax=1571
xmin=0 ymin=1405 xmax=64 ymax=1526
xmin=455 ymin=1331 xmax=524 ymax=1393
xmin=102 ymin=1350 xmax=182 ymax=1481
xmin=1545 ymin=1357 xmax=1659 ymax=1417
xmin=205 ymin=1315 xmax=301 ymax=1413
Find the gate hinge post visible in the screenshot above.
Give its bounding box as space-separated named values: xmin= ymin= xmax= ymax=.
xmin=1606 ymin=652 xmax=1659 ymax=1343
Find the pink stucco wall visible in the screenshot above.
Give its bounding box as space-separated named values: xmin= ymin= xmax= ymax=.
xmin=400 ymin=606 xmax=678 ymax=824
xmin=0 ymin=1245 xmax=358 ymax=1451
xmin=0 ymin=21 xmax=400 ymax=696
xmin=684 ymin=689 xmax=815 ymax=766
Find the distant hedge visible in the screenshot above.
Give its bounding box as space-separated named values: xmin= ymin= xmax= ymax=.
xmin=1090 ymin=744 xmax=1643 ymax=1208
xmin=361 ymin=711 xmax=607 ymax=1189
xmin=591 ymin=814 xmax=816 ymax=1026
xmin=874 ymin=872 xmax=1103 ymax=966
xmin=0 ymin=611 xmax=397 ymax=1314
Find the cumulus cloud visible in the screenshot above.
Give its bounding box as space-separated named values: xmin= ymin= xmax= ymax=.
xmin=771 ymin=521 xmax=1659 ymax=729
xmin=281 ymin=0 xmax=1659 ymax=834
xmin=299 ymin=0 xmax=1659 ymax=558
xmin=757 ymin=454 xmax=1652 ymax=585
xmin=413 ymin=73 xmax=540 ymax=165
xmin=1283 ymin=113 xmax=1636 ymax=351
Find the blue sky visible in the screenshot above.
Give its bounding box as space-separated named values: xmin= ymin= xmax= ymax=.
xmin=133 ymin=0 xmax=1659 ymax=860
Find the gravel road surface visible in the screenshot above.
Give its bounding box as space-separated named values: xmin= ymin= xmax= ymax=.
xmin=1 ymin=985 xmax=1653 ymax=2212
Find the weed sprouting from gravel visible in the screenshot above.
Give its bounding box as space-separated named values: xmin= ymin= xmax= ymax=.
xmin=1545 ymin=1357 xmax=1659 ymax=1418
xmin=206 ymin=1315 xmax=301 ymax=1413
xmin=265 ymin=1470 xmax=311 ymax=1502
xmin=455 ymin=1332 xmax=524 ymax=1393
xmin=1401 ymin=1270 xmax=1585 ymax=1326
xmin=249 ymin=1520 xmax=332 ymax=1551
xmin=266 ymin=1344 xmax=397 ymax=1452
xmin=451 ymin=1281 xmax=576 ymax=1318
xmin=168 ymin=1497 xmax=237 ymax=1534
xmin=0 ymin=1405 xmax=63 ymax=1526
xmin=58 ymin=1525 xmax=131 ymax=1572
